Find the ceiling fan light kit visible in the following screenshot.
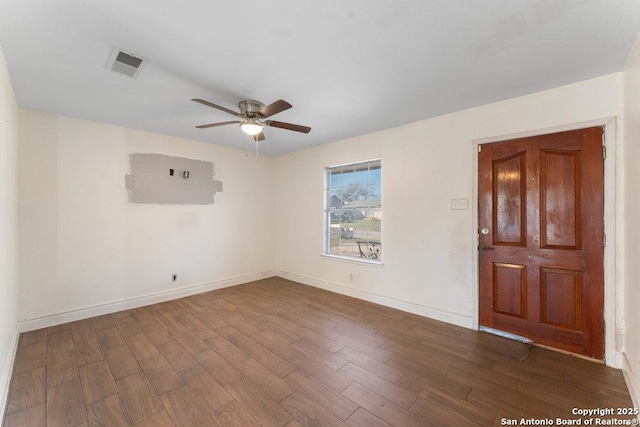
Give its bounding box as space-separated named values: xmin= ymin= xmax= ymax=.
xmin=192 ymin=98 xmax=311 ymax=142
xmin=240 ymin=118 xmax=264 ymax=136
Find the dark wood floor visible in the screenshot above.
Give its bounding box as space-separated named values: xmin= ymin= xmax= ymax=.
xmin=2 ymin=277 xmax=635 ymax=426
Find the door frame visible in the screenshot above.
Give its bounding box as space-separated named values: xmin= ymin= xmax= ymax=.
xmin=471 ymin=117 xmax=621 ymax=367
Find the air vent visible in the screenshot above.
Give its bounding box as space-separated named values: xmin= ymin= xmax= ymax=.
xmin=106 ymin=47 xmax=148 ymax=79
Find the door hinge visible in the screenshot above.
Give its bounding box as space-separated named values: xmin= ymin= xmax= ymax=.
xmin=603 ymin=145 xmax=606 ymax=160
xmin=478 ymin=145 xmax=482 ymax=153
xmin=603 ymin=233 xmax=606 ymax=248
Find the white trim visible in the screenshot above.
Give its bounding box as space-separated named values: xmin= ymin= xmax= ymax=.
xmin=320 ymin=254 xmax=384 ymax=267
xmin=18 ymin=270 xmax=276 ymax=332
xmin=471 ymin=117 xmax=620 ymax=367
xmin=622 ymin=354 xmax=640 ymax=422
xmin=277 ymin=270 xmax=472 ymax=328
xmin=0 ymin=330 xmax=19 ymax=421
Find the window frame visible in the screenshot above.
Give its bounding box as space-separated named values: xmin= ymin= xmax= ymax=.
xmin=323 ymin=158 xmax=382 ymax=264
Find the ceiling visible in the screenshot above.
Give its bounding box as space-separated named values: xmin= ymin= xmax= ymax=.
xmin=1 ymin=1 xmax=639 ymax=156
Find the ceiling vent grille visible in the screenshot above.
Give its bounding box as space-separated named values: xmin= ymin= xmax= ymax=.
xmin=106 ymin=47 xmax=148 ymax=79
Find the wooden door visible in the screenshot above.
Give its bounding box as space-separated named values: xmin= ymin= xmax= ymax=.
xmin=478 ymin=127 xmax=605 ymax=359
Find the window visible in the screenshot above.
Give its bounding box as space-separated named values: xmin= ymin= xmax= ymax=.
xmin=324 ymin=159 xmax=381 ymax=262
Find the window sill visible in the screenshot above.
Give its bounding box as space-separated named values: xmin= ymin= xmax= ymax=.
xmin=321 ymin=254 xmax=384 ymax=268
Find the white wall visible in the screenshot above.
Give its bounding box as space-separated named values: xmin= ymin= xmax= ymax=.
xmin=0 ymin=44 xmax=19 ymax=418
xmin=623 ymin=32 xmax=640 ymax=409
xmin=18 ymin=111 xmax=276 ymax=328
xmin=275 ymin=73 xmax=623 ymax=333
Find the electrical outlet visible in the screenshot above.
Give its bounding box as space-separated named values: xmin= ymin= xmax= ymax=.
xmin=172 ymin=273 xmax=177 ymax=281
xmin=451 ymin=198 xmax=469 ymax=210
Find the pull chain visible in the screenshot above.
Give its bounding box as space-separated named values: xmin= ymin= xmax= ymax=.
xmin=255 ymin=138 xmax=259 ymax=160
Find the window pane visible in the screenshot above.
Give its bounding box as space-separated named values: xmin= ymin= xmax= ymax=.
xmin=325 ymin=160 xmax=382 ymax=261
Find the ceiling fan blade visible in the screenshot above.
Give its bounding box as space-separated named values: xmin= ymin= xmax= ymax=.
xmin=195 ymin=120 xmax=241 ymax=129
xmin=266 ymin=120 xmax=311 ymax=134
xmin=258 ymin=99 xmax=292 ymax=118
xmin=253 ymin=132 xmax=265 ymax=142
xmin=192 ymin=98 xmax=242 ymax=118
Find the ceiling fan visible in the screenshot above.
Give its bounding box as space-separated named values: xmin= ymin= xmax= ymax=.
xmin=192 ymin=98 xmax=311 ymax=141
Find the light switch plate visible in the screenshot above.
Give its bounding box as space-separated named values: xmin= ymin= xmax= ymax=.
xmin=451 ymin=198 xmax=469 ymax=210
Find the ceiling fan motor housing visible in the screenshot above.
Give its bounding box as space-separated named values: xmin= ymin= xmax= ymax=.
xmin=238 ymin=100 xmax=264 ymax=117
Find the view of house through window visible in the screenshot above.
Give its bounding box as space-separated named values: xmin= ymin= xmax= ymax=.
xmin=325 ymin=159 xmax=381 ymax=261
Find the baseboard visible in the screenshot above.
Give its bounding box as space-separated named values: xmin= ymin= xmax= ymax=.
xmin=0 ymin=330 xmax=20 ymax=421
xmin=622 ymin=354 xmax=640 ymax=421
xmin=18 ymin=270 xmax=276 ymax=332
xmin=277 ymin=270 xmax=473 ymax=329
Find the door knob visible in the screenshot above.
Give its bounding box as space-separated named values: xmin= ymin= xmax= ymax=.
xmin=481 ymin=245 xmax=495 ymax=251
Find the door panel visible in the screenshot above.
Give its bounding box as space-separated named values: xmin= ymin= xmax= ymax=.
xmin=479 ymin=127 xmax=604 ymax=359
xmin=540 ymin=150 xmax=582 ymax=249
xmin=540 ymin=268 xmax=582 ymax=330
xmin=493 ymin=152 xmax=527 ymax=246
xmin=493 ymin=263 xmax=527 ymax=318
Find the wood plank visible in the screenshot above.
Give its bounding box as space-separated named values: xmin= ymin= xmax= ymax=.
xmin=138 ymin=353 xmax=183 ymax=395
xmin=158 ymin=386 xmax=217 ymax=427
xmin=409 ymin=397 xmax=479 ymax=426
xmin=241 ymin=341 xmax=297 ymax=378
xmin=224 ymin=378 xmax=293 ymax=427
xmin=401 ymin=376 xmax=495 ymax=425
xmin=97 ymin=326 xmax=127 ymax=351
xmin=252 ymin=330 xmax=300 ymax=360
xmin=292 ymin=338 xmax=348 ymax=371
xmin=205 ymin=335 xmax=251 ymax=366
xmin=47 ymin=330 xmax=80 ymax=387
xmin=172 ymin=329 xmax=209 ymax=355
xmin=137 ymin=318 xmax=173 ymax=346
xmin=181 ymin=318 xmax=219 ymax=341
xmin=210 ymin=400 xmax=260 ymax=427
xmin=177 ymin=365 xmax=233 ymax=411
xmin=338 ymin=362 xmax=417 ymax=408
xmin=75 ymin=337 xmax=104 ymax=367
xmin=6 ymin=367 xmax=46 ymax=415
xmin=13 ymin=342 xmax=46 ymax=374
xmin=335 ymin=347 xmax=403 ymax=383
xmin=47 ymin=378 xmax=87 ymax=426
xmin=237 ymin=358 xmax=294 ymax=401
xmin=87 ymin=394 xmax=131 ymax=426
xmin=386 ymin=354 xmax=452 ymax=384
xmin=256 ymin=320 xmax=301 ymax=343
xmin=116 ymin=372 xmax=164 ymax=424
xmin=345 ymin=408 xmax=392 ymax=427
xmin=90 ymin=314 xmax=116 ymax=331
xmin=79 ymin=360 xmax=118 ymax=404
xmin=157 ymin=340 xmax=199 ymax=372
xmin=19 ymin=329 xmax=47 ymax=347
xmin=289 ymin=351 xmax=353 ymax=392
xmin=295 ymin=334 xmax=344 ymax=354
xmin=333 ymin=334 xmax=394 ymax=363
xmin=341 ymin=382 xmax=425 ymax=427
xmin=125 ymin=333 xmax=159 ymax=360
xmin=281 ymin=392 xmax=349 ymax=427
xmin=397 ymin=371 xmax=472 ymax=401
xmin=116 ymin=317 xmax=144 ymax=338
xmin=71 ymin=319 xmax=97 ymax=342
xmin=285 ymin=370 xmax=358 ymax=421
xmin=193 ymin=349 xmax=242 ymax=385
xmin=447 ymin=363 xmax=520 ymax=392
xmin=105 ymin=345 xmax=141 ymax=380
xmin=3 ymin=403 xmax=46 ymax=427
xmin=132 ymin=410 xmax=175 ymax=427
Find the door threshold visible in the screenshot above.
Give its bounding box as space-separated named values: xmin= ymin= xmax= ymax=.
xmin=479 ymin=326 xmax=533 ymax=344
xmin=531 ymin=342 xmax=605 ymax=364
xmin=479 ymin=326 xmax=605 ymax=364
